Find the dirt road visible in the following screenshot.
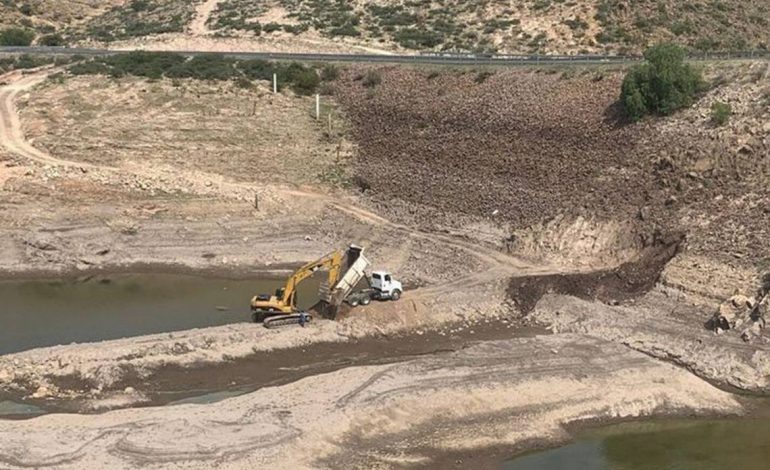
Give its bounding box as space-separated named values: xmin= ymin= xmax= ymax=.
xmin=189 ymin=0 xmax=222 ymax=36
xmin=0 ymin=71 xmax=95 ymax=169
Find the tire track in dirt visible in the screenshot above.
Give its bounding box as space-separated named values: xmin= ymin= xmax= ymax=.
xmin=190 ymin=0 xmax=222 ymax=36
xmin=0 ymin=71 xmax=97 ymax=169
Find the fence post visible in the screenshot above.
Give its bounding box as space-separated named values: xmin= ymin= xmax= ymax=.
xmin=315 ymin=94 xmax=320 ymax=120
xmin=273 ymin=73 xmax=277 ymax=94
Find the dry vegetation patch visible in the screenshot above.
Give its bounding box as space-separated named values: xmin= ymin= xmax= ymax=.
xmin=204 ymin=0 xmax=770 ymax=54
xmin=20 ymin=75 xmax=351 ymax=186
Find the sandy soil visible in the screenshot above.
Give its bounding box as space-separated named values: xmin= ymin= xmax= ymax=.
xmin=0 ymin=335 xmax=742 ymax=469
xmin=189 ymin=0 xmax=222 ymax=36
xmin=533 ymin=292 xmax=770 ymax=393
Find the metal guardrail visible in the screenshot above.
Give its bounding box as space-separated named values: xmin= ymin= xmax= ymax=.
xmin=1 ymin=46 xmax=768 ymax=66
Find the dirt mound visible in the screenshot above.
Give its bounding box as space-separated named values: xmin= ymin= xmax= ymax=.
xmin=508 ymin=231 xmax=683 ymax=314
xmin=336 ymin=67 xmax=651 ymax=229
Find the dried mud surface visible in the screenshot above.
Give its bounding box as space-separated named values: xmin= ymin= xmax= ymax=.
xmin=0 ymin=335 xmax=741 ymax=470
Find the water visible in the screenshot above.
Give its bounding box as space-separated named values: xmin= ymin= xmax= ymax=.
xmin=503 ymin=418 xmax=770 ymax=470
xmin=0 ymin=273 xmax=322 ymax=355
xmin=0 ymin=400 xmax=45 ymax=417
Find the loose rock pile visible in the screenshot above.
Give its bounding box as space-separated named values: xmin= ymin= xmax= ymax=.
xmin=712 ymin=292 xmax=770 ymax=342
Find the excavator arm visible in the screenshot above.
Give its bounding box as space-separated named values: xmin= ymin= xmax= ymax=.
xmin=278 ymin=249 xmax=344 ymax=308
xmin=251 ymin=248 xmax=345 ymax=320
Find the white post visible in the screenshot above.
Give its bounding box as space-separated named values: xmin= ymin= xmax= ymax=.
xmin=315 ymin=94 xmax=320 ymax=120
xmin=273 ymin=73 xmax=277 ymax=94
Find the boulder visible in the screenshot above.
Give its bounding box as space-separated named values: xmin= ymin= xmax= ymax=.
xmin=714 ymin=294 xmax=755 ymax=330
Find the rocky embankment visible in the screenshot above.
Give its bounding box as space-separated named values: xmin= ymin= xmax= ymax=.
xmin=533 ymin=292 xmax=770 ymax=392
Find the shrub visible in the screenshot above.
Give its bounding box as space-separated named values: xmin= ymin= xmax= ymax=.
xmin=66 ymin=53 xmax=322 ymax=94
xmin=234 ymin=76 xmax=253 ymax=89
xmin=279 ymin=62 xmax=320 ymax=95
xmin=39 ymin=34 xmax=65 ymax=46
xmin=394 ymin=28 xmax=443 ymax=49
xmin=711 ymin=101 xmax=731 ymax=126
xmin=620 ymin=43 xmax=704 ymax=121
xmin=14 ymin=54 xmax=51 ymax=69
xmin=362 ymin=70 xmax=382 ymax=88
xmin=320 ymin=64 xmax=340 ymax=81
xmin=475 ymin=70 xmax=494 ymax=84
xmin=238 ymin=59 xmax=273 ymax=81
xmin=130 ymin=0 xmax=151 ymax=12
xmin=0 ymin=27 xmax=35 ymax=46
xmin=166 ymin=54 xmax=238 ymax=80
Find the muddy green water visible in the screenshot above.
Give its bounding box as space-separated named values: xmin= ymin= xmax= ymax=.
xmin=503 ymin=418 xmax=770 ymax=470
xmin=0 ymin=273 xmax=321 ymax=355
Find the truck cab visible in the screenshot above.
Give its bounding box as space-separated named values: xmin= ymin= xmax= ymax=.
xmin=371 ymin=271 xmax=403 ymax=300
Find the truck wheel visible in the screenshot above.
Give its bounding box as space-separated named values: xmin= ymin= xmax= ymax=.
xmin=361 ymin=296 xmax=371 ymax=306
xmin=391 ymin=289 xmax=402 ymax=301
xmin=350 ymin=298 xmax=360 ymax=307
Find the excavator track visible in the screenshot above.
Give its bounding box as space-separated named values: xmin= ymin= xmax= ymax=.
xmin=263 ymin=313 xmax=313 ymax=329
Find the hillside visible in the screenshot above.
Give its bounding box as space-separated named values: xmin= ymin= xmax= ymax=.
xmin=333 ymin=61 xmax=770 ymax=296
xmin=1 ymin=0 xmax=768 ymax=54
xmin=207 ymin=0 xmax=770 ymax=54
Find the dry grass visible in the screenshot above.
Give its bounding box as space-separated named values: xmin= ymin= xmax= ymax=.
xmin=20 ymin=75 xmax=353 ymax=186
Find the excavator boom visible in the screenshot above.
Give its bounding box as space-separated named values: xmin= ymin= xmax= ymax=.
xmin=250 ymin=248 xmax=345 ymax=322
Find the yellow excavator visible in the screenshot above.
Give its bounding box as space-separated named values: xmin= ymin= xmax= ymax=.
xmin=251 ymin=245 xmax=368 ymax=327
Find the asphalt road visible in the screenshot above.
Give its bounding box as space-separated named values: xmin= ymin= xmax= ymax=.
xmin=1 ymin=46 xmax=767 ymax=67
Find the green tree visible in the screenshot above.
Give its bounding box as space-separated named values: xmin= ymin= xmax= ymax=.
xmin=0 ymin=27 xmax=35 ymax=46
xmin=621 ymin=43 xmax=704 ymax=121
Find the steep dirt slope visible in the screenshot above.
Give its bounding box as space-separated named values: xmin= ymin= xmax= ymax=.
xmin=334 ymin=63 xmax=770 ymax=297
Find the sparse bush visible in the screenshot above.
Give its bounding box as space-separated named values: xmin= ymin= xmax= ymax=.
xmin=14 ymin=54 xmax=51 ymax=69
xmin=320 ymin=64 xmax=340 ymax=81
xmin=362 ymin=70 xmax=382 ymax=88
xmin=66 ymin=53 xmax=322 ymax=94
xmin=474 ymin=70 xmax=494 ymax=84
xmin=39 ymin=33 xmax=65 ymax=46
xmin=621 ymin=43 xmax=704 ymax=121
xmin=710 ymin=101 xmax=732 ymax=126
xmin=0 ymin=27 xmax=35 ymax=46
xmin=234 ymin=76 xmax=253 ymax=89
